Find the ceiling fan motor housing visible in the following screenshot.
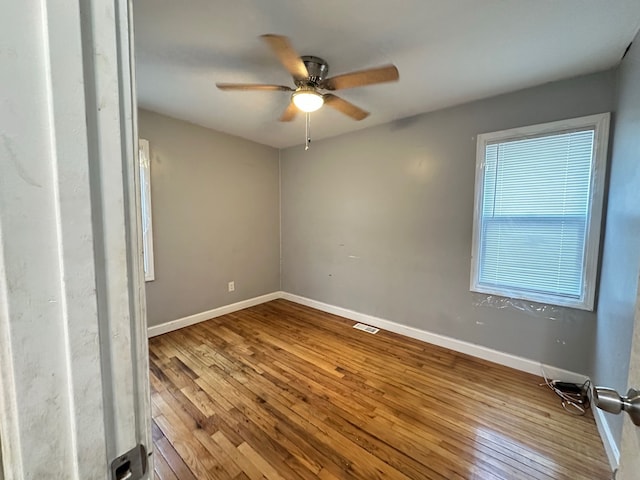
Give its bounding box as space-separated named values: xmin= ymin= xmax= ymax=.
xmin=299 ymin=56 xmax=329 ymax=86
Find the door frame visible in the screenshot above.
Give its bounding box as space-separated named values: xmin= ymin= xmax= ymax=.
xmin=617 ymin=278 xmax=640 ymax=478
xmin=0 ymin=0 xmax=151 ymax=478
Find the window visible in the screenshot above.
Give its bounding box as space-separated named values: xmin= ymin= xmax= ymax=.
xmin=470 ymin=113 xmax=610 ymax=310
xmin=138 ymin=138 xmax=155 ymax=281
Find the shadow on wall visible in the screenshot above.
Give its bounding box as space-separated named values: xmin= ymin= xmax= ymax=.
xmin=389 ymin=114 xmax=423 ymax=131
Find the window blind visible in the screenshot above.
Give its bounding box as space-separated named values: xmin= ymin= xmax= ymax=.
xmin=478 ymin=129 xmax=595 ymax=299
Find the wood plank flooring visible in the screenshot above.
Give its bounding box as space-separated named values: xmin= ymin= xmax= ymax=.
xmin=149 ymin=299 xmax=611 ymax=480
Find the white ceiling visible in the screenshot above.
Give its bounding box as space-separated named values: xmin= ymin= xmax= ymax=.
xmin=133 ymin=0 xmax=640 ymax=148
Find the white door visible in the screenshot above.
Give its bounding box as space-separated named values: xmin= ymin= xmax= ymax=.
xmin=618 ymin=283 xmax=640 ymax=478
xmin=0 ymin=0 xmax=151 ymax=479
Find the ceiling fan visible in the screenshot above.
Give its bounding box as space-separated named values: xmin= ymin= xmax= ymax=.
xmin=216 ymin=34 xmax=399 ymax=122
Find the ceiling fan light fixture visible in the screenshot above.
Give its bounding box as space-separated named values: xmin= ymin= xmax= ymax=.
xmin=292 ymin=88 xmax=324 ymax=113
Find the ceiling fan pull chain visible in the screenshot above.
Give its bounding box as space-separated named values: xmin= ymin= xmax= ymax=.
xmin=305 ymin=112 xmax=311 ymax=150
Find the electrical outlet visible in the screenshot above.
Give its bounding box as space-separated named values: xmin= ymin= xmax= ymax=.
xmin=228 ymin=281 xmax=235 ymax=292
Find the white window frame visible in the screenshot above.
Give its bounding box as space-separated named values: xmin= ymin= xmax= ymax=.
xmin=470 ymin=113 xmax=610 ymax=310
xmin=138 ymin=138 xmax=155 ymax=281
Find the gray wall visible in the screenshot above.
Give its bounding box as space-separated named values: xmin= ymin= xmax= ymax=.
xmin=281 ymin=70 xmax=616 ymax=373
xmin=592 ymin=32 xmax=640 ymax=448
xmin=138 ymin=110 xmax=280 ymax=327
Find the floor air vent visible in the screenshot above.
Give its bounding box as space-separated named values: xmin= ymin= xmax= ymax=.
xmin=353 ymin=323 xmax=379 ymax=334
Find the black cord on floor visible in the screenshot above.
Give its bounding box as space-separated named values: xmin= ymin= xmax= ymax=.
xmin=540 ymin=367 xmax=591 ymax=416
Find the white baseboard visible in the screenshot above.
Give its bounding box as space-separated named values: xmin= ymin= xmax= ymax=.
xmin=147 ymin=292 xmax=281 ymax=337
xmin=593 ymin=405 xmax=621 ymax=471
xmin=279 ymin=292 xmax=587 ymax=384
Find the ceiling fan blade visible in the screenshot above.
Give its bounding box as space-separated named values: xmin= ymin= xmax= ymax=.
xmin=279 ymin=102 xmax=298 ymax=122
xmin=260 ymin=34 xmax=309 ymax=82
xmin=323 ymin=94 xmax=369 ymax=121
xmin=320 ymin=65 xmax=399 ymax=91
xmin=216 ymin=83 xmax=293 ymax=92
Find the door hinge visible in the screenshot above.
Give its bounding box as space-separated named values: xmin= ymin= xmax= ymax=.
xmin=110 ymin=444 xmax=147 ymax=480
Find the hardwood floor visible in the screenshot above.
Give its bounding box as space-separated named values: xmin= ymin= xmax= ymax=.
xmin=149 ymin=299 xmax=611 ymax=480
